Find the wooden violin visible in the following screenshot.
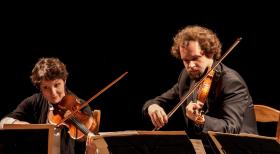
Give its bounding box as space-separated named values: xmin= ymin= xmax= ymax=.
xmin=48 ymin=71 xmax=128 ymax=139
xmin=48 ymin=94 xmax=96 ymax=140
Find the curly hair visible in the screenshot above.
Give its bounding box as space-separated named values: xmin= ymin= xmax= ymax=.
xmin=171 ymin=25 xmax=222 ymax=60
xmin=30 ymin=57 xmax=68 ymax=88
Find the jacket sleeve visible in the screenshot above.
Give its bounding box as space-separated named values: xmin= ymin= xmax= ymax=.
xmin=202 ymin=70 xmax=252 ymax=133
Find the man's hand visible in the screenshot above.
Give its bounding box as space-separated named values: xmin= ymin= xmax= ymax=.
xmin=185 ymin=100 xmax=204 ymax=121
xmin=148 ymin=104 xmax=168 ymax=129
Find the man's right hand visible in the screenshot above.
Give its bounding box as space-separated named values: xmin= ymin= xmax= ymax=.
xmin=148 ymin=104 xmax=168 ymax=129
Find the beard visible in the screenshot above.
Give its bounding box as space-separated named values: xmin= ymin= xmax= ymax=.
xmin=188 ymin=68 xmax=207 ymax=80
xmin=189 ymin=72 xmax=202 ymax=80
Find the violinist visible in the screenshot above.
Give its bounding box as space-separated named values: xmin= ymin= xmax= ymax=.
xmin=0 ymin=57 xmax=98 ymax=154
xmin=142 ymin=25 xmax=258 ymax=138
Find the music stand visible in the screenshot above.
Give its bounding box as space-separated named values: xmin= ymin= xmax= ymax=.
xmin=98 ymin=130 xmax=197 ymax=154
xmin=208 ymin=131 xmax=280 ymax=154
xmin=0 ymin=124 xmax=60 ymax=154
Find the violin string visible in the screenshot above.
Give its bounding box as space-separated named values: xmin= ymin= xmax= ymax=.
xmin=70 ymin=116 xmax=89 ymax=135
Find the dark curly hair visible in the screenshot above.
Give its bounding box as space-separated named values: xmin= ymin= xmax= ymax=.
xmin=30 ymin=57 xmax=68 ymax=88
xmin=171 ymin=25 xmax=222 ymax=60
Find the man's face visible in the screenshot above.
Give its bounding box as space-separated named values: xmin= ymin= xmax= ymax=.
xmin=179 ymin=40 xmax=213 ymax=79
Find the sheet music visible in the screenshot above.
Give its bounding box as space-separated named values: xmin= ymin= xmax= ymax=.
xmin=190 ymin=139 xmax=206 ymax=154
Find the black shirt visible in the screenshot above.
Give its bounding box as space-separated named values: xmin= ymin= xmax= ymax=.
xmin=6 ymin=91 xmax=92 ymax=154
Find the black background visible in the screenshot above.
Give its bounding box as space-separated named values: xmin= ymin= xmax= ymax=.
xmin=1 ymin=2 xmax=279 ymax=132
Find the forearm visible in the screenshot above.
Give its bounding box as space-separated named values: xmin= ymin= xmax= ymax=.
xmin=0 ymin=117 xmax=30 ymax=128
xmin=0 ymin=117 xmax=17 ymax=128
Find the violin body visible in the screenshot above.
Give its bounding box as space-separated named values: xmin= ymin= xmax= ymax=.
xmin=197 ymin=69 xmax=215 ymax=103
xmin=194 ymin=69 xmax=215 ymax=125
xmin=48 ymin=95 xmax=97 ymax=140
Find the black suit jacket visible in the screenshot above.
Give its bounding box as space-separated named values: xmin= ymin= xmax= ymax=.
xmin=143 ymin=63 xmax=258 ymax=135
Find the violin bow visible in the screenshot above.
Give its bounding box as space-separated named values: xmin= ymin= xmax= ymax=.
xmin=58 ymin=71 xmax=128 ymax=125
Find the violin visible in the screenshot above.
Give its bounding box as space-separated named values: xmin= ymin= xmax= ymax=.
xmin=194 ymin=68 xmax=215 ymax=125
xmin=197 ymin=70 xmax=215 ymax=103
xmin=48 ymin=71 xmax=128 ymax=139
xmin=197 ymin=69 xmax=215 ymax=103
xmin=48 ymin=94 xmax=96 ymax=140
